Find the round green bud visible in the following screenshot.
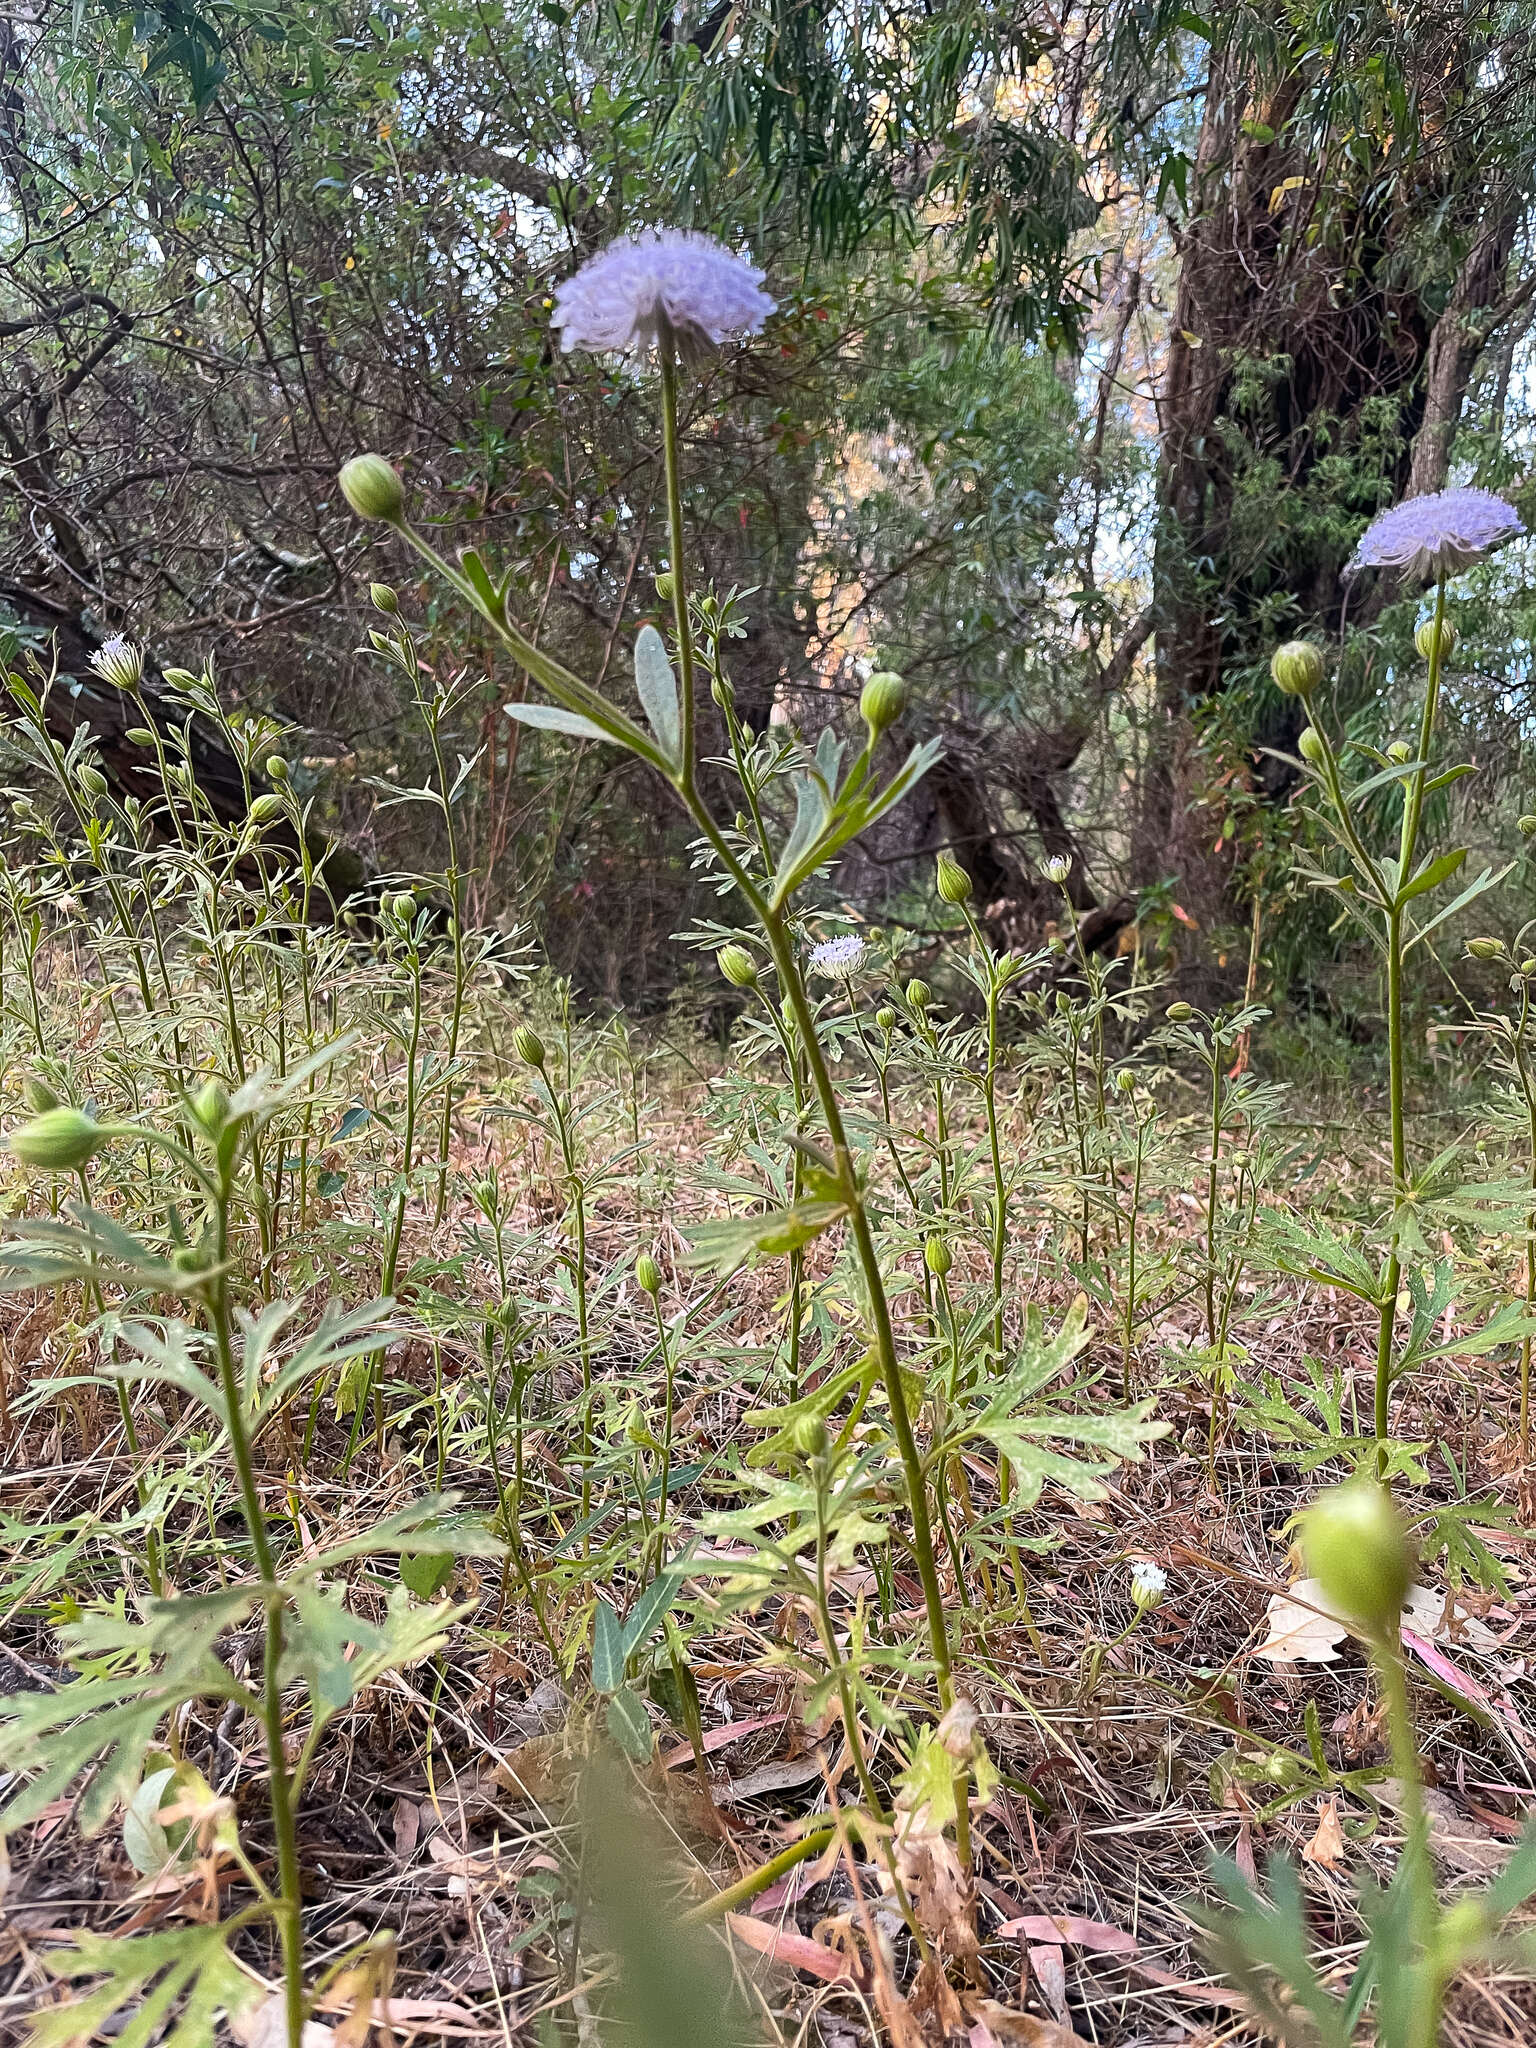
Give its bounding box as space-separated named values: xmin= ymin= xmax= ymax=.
xmin=924 ymin=1234 xmax=953 ymax=1278
xmin=170 ymin=1245 xmax=207 ymax=1276
xmin=793 ymin=1413 xmax=828 ymax=1459
xmin=9 ymin=1105 xmax=105 ymax=1171
xmin=78 ymin=765 xmax=108 ymax=798
xmin=339 ymin=452 xmax=405 ymax=523
xmin=905 ymin=978 xmax=931 ymax=1011
xmin=265 ymin=756 xmax=290 ymax=783
xmin=125 ymin=727 xmax=156 ymax=748
xmin=473 ymin=1176 xmax=498 ymax=1212
xmin=1386 ymin=739 xmax=1413 ymax=763
xmin=717 ymin=944 xmax=759 ymax=989
xmin=1114 ymin=1067 xmax=1136 ymax=1095
xmin=370 ymin=582 xmax=400 ymax=615
xmin=192 ymin=1079 xmax=231 ymax=1132
xmin=22 ymin=1077 xmax=59 ymax=1113
xmin=655 ymin=570 xmax=677 ymax=602
xmin=1520 ymin=815 xmax=1536 ymax=838
xmin=1303 ymin=1481 xmax=1411 ymax=1634
xmin=1269 ymin=640 xmax=1324 ymax=697
xmin=248 ymin=793 xmax=286 ymax=826
xmin=1166 ymin=1001 xmax=1194 ymax=1022
xmin=1521 ymin=958 xmax=1536 ymax=979
xmin=875 ymin=1005 xmax=899 ymax=1032
xmin=1414 ymin=615 xmax=1458 ymax=665
xmin=935 ymin=850 xmax=973 ymax=904
xmin=635 ymin=1251 xmax=662 ymax=1296
xmin=1297 ymin=726 xmax=1327 ymax=766
xmin=1466 ymin=937 xmax=1506 ymax=961
xmin=859 ymin=670 xmax=907 ymax=736
xmin=512 ymin=1024 xmax=546 ymax=1069
xmin=734 ymin=812 xmax=751 ymax=835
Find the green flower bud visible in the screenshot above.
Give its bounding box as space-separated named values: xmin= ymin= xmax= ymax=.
xmin=9 ymin=1105 xmax=105 ymax=1171
xmin=1386 ymin=739 xmax=1413 ymax=763
xmin=1466 ymin=937 xmax=1506 ymax=961
xmin=924 ymin=1234 xmax=952 ymax=1278
xmin=1166 ymin=1001 xmax=1194 ymax=1022
xmin=1114 ymin=1067 xmax=1136 ymax=1094
xmin=717 ymin=944 xmax=758 ymax=989
xmin=78 ymin=765 xmax=108 ymax=798
xmin=266 ymin=756 xmax=290 ymax=783
xmin=248 ymin=793 xmax=286 ymax=826
xmin=23 ymin=1077 xmax=59 ymax=1113
xmin=1520 ymin=815 xmax=1536 ymax=838
xmin=473 ymin=1176 xmax=498 ymax=1212
xmin=1414 ymin=615 xmax=1458 ymax=665
xmin=875 ymin=1005 xmax=899 ymax=1031
xmin=859 ymin=670 xmax=907 ymax=736
xmin=635 ymin=1251 xmax=662 ymax=1296
xmin=655 ymin=570 xmax=676 ymax=602
xmin=370 ymin=582 xmax=400 ymax=615
xmin=125 ymin=727 xmax=156 ymax=748
xmin=1303 ymin=1481 xmax=1411 ymax=1634
xmin=512 ymin=1024 xmax=546 ymax=1069
xmin=935 ymin=850 xmax=973 ymax=904
xmin=339 ymin=453 xmax=405 ymax=523
xmin=1521 ymin=959 xmax=1536 ymax=979
xmin=905 ymin=978 xmax=931 ymax=1011
xmin=1297 ymin=726 xmax=1327 ymax=766
xmin=1269 ymin=640 xmax=1324 ymax=697
xmin=1041 ymin=854 xmax=1072 ymax=887
xmin=793 ymin=1412 xmax=828 ymax=1459
xmin=192 ymin=1079 xmax=231 ymax=1133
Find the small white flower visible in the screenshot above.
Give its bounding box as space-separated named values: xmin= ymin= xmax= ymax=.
xmin=809 ymin=934 xmax=867 ymax=978
xmin=1041 ymin=854 xmax=1072 ymax=887
xmin=88 ymin=635 xmax=143 ymax=691
xmin=1129 ymin=1559 xmax=1167 ymax=1610
xmin=552 ymin=229 xmax=775 ymax=362
xmin=1348 ymin=486 xmax=1523 ymax=581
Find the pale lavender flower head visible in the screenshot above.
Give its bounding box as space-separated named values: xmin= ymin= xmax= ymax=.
xmin=552 ymin=230 xmax=774 ymax=363
xmin=809 ymin=934 xmax=867 ymax=979
xmin=88 ymin=635 xmax=143 ymax=691
xmin=1348 ymin=487 xmax=1523 ymax=581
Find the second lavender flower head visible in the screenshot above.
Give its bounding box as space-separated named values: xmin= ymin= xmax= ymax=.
xmin=1348 ymin=485 xmax=1523 ymax=581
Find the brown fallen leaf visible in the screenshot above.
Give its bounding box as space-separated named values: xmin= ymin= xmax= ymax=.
xmin=992 ymin=1912 xmax=1136 ymax=1956
xmin=1028 ymin=1944 xmax=1068 ymax=2024
xmin=1301 ymin=1795 xmax=1347 ymax=1869
xmin=725 ymin=1909 xmax=860 ymax=1983
xmin=1255 ymin=1579 xmax=1350 ymax=1663
xmin=966 ymin=2002 xmax=1087 ymax=2047
xmin=492 ymin=1733 xmax=572 ymax=1807
xmin=1376 ymin=1779 xmax=1514 ymax=1878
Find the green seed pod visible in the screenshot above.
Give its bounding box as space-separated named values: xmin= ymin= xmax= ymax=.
xmin=78 ymin=765 xmax=108 ymax=798
xmin=1414 ymin=615 xmax=1458 ymax=665
xmin=1297 ymin=726 xmax=1327 ymax=766
xmin=1386 ymin=739 xmax=1413 ymax=763
xmin=1166 ymin=1001 xmax=1194 ymax=1022
xmin=9 ymin=1105 xmax=105 ymax=1171
xmin=266 ymin=756 xmax=291 ymax=783
xmin=125 ymin=727 xmax=156 ymax=748
xmin=1466 ymin=937 xmax=1506 ymax=961
xmin=905 ymin=978 xmax=931 ymax=1011
xmin=655 ymin=570 xmax=677 ymax=602
xmin=339 ymin=452 xmax=405 ymax=523
xmin=1269 ymin=640 xmax=1324 ymax=697
xmin=22 ymin=1077 xmax=59 ymax=1113
xmin=935 ymin=849 xmax=973 ymax=904
xmin=635 ymin=1251 xmax=662 ymax=1296
xmin=793 ymin=1412 xmax=828 ymax=1459
xmin=875 ymin=1005 xmax=899 ymax=1031
xmin=1521 ymin=958 xmax=1536 ymax=978
xmin=1303 ymin=1481 xmax=1412 ymax=1635
xmin=859 ymin=670 xmax=907 ymax=736
xmin=1520 ymin=815 xmax=1536 ymax=838
xmin=370 ymin=582 xmax=400 ymax=615
xmin=717 ymin=943 xmax=758 ymax=989
xmin=512 ymin=1024 xmax=546 ymax=1069
xmin=248 ymin=793 xmax=286 ymax=826
xmin=924 ymin=1234 xmax=953 ymax=1278
xmin=193 ymin=1079 xmax=231 ymax=1132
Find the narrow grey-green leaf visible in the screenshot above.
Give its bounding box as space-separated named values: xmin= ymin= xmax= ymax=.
xmin=504 ymin=701 xmax=614 ymax=742
xmin=634 ymin=624 xmax=681 ymax=763
xmin=592 ymin=1595 xmax=624 ymax=1694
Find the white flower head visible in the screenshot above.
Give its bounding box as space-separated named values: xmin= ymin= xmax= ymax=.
xmin=88 ymin=635 xmax=143 ymax=692
xmin=552 ymin=229 xmax=775 ymax=363
xmin=1041 ymin=853 xmax=1072 ymax=887
xmin=1129 ymin=1559 xmax=1167 ymax=1610
xmin=1348 ymin=486 xmax=1523 ymax=581
xmin=810 ymin=934 xmax=867 ymax=979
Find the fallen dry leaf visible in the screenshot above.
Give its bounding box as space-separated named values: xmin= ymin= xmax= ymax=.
xmin=1255 ymin=1578 xmax=1350 ymax=1663
xmin=993 ymin=1912 xmax=1136 ymax=1956
xmin=1376 ymin=1780 xmax=1514 ymax=1878
xmin=967 ymin=2003 xmax=1087 ymax=2047
xmin=1028 ymin=1943 xmax=1069 ymax=2024
xmin=1301 ymin=1795 xmax=1347 ymax=1869
xmin=725 ymin=1909 xmax=860 ymax=1983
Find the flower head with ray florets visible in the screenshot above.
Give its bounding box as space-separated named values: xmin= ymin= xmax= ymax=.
xmin=1348 ymin=486 xmax=1523 ymax=581
xmin=552 ymin=230 xmax=774 ymax=363
xmin=809 ymin=934 xmax=867 ymax=979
